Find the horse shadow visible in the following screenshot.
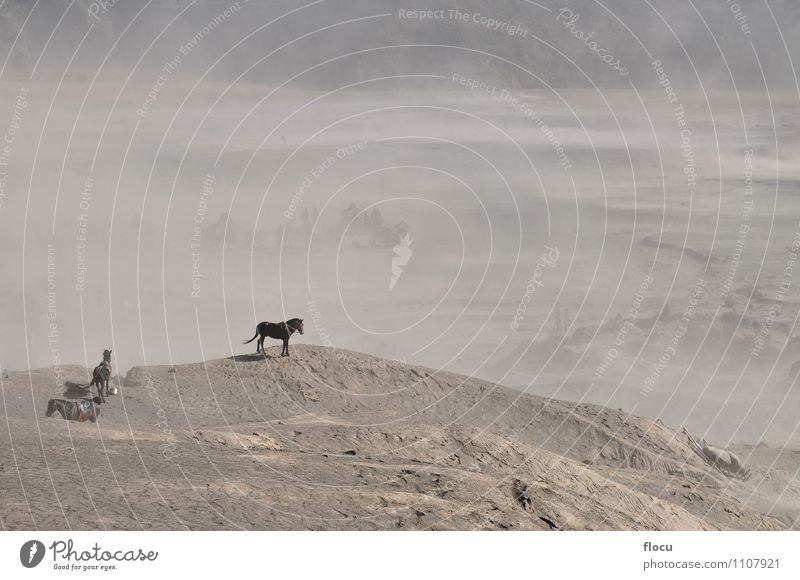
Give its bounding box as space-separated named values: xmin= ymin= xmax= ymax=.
xmin=63 ymin=381 xmax=102 ymax=404
xmin=230 ymin=353 xmax=277 ymax=362
xmin=63 ymin=381 xmax=91 ymax=398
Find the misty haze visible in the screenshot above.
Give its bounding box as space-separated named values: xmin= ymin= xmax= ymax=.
xmin=1 ymin=0 xmax=800 ymax=531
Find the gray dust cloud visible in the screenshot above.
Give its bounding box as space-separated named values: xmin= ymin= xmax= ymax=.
xmin=1 ymin=1 xmax=799 ymax=448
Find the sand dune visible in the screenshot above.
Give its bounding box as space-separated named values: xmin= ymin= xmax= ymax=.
xmin=0 ymin=345 xmax=792 ymax=530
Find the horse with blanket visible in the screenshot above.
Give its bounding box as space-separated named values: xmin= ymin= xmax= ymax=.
xmin=46 ymin=399 xmax=100 ymax=422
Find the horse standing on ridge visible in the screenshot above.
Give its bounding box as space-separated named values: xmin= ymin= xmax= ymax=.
xmin=243 ymin=319 xmax=304 ymax=357
xmin=89 ymin=349 xmax=113 ymax=403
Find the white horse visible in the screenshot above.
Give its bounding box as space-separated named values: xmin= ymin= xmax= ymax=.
xmin=684 ymin=429 xmax=751 ymax=480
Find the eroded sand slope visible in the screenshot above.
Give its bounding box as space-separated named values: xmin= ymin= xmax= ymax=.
xmin=0 ymin=345 xmax=792 ymax=530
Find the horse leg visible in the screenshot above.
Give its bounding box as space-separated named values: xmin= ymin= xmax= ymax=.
xmin=283 ymin=339 xmax=289 ymax=357
xmin=257 ymin=336 xmax=263 ymax=354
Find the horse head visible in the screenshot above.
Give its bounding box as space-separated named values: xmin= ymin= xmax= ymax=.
xmin=289 ymin=319 xmax=304 ymax=335
xmin=102 ymin=349 xmax=112 ymax=361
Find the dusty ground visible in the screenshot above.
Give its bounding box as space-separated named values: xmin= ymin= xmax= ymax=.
xmin=0 ymin=345 xmax=794 ymax=530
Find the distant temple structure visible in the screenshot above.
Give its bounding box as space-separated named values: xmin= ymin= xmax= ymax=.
xmin=340 ymin=204 xmax=406 ymax=248
xmin=276 ymin=203 xmax=410 ymax=249
xmin=203 ymin=212 xmax=248 ymax=247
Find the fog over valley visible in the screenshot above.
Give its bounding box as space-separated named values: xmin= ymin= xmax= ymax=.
xmin=0 ymin=0 xmax=800 ymax=529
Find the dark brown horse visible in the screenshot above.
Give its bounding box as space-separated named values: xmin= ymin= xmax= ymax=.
xmin=243 ymin=318 xmax=304 ymax=357
xmin=89 ymin=349 xmax=112 ymax=403
xmin=46 ymin=399 xmax=100 ymax=422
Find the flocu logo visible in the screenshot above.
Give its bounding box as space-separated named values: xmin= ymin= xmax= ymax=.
xmin=20 ymin=540 xmax=46 ymax=568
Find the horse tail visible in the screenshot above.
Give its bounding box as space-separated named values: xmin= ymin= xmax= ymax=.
xmin=242 ymin=328 xmax=260 ymax=344
xmin=88 ymin=366 xmax=99 ymax=388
